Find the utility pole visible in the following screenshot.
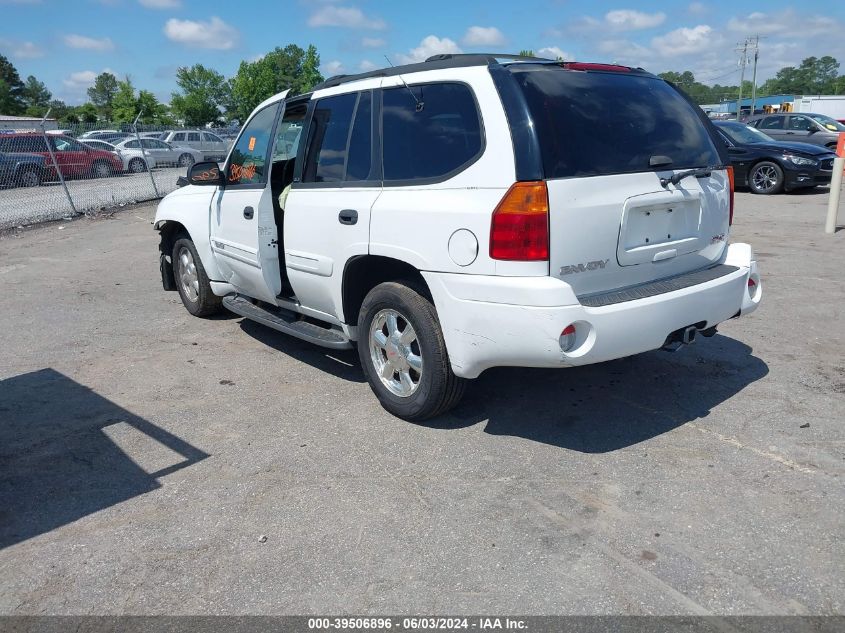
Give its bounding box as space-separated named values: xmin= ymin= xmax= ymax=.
xmin=750 ymin=35 xmax=760 ymax=116
xmin=735 ymin=39 xmax=749 ymax=120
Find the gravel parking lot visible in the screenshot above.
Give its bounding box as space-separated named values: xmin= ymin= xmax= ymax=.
xmin=0 ymin=188 xmax=843 ymax=615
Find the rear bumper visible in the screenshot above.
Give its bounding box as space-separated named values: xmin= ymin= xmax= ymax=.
xmin=424 ymin=243 xmax=760 ymax=379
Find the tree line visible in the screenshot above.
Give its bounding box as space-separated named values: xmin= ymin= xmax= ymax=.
xmin=0 ymin=44 xmax=323 ymax=127
xmin=660 ymin=56 xmax=844 ymax=105
xmin=3 ymin=49 xmax=845 ymax=126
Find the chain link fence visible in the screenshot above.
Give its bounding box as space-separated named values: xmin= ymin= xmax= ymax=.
xmin=0 ymin=119 xmax=237 ymax=230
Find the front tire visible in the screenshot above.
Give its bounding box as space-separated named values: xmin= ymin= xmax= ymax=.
xmin=178 ymin=153 xmax=195 ymax=167
xmin=749 ymin=161 xmax=784 ymax=195
xmin=172 ymin=237 xmax=222 ymax=317
xmin=358 ymin=281 xmax=466 ymax=421
xmin=17 ymin=168 xmax=41 ymax=188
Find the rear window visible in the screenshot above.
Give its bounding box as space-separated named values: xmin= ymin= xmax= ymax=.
xmin=510 ymin=67 xmax=720 ymax=179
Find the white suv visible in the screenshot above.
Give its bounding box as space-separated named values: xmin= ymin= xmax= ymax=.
xmin=154 ymin=54 xmax=761 ymax=420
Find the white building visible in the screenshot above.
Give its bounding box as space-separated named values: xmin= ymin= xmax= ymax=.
xmin=0 ymin=115 xmax=57 ymax=132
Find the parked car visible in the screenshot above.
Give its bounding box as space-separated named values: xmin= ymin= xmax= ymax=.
xmin=713 ymin=121 xmax=837 ymax=194
xmin=78 ymin=129 xmax=120 ymax=139
xmin=85 ymin=138 xmax=157 ymax=173
xmin=140 ymin=132 xmax=167 ymax=140
xmin=159 ymin=130 xmax=229 ymax=161
xmin=745 ymin=113 xmax=844 ymax=150
xmin=45 ymin=129 xmax=75 ymax=136
xmin=113 ymin=137 xmax=202 ymax=168
xmin=0 ymin=133 xmax=122 ymax=179
xmin=0 ymin=151 xmax=46 ymax=188
xmin=78 ymin=130 xmax=132 ymax=145
xmin=80 ymin=139 xmax=118 ymax=153
xmin=154 ymin=55 xmax=761 ymax=420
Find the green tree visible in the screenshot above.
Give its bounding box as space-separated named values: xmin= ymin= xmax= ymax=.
xmin=0 ymin=54 xmax=26 ymax=114
xmin=228 ymin=44 xmax=323 ymax=123
xmin=518 ymin=49 xmax=535 ymax=57
xmin=111 ymin=76 xmax=138 ymax=123
xmin=137 ymin=90 xmax=174 ymax=125
xmin=22 ymin=75 xmax=51 ymax=116
xmin=169 ymin=63 xmax=229 ymax=126
xmin=74 ymin=102 xmax=99 ymax=123
xmin=87 ymin=72 xmax=119 ymax=119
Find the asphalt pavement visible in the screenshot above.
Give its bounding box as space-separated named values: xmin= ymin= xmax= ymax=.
xmin=0 ymin=188 xmax=842 ymax=615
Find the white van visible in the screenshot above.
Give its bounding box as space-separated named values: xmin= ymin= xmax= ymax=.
xmin=154 ymin=54 xmax=761 ymax=420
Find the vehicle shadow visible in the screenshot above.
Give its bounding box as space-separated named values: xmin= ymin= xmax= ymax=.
xmin=0 ymin=368 xmax=209 ymax=550
xmin=238 ymin=320 xmax=768 ymax=453
xmin=435 ymin=334 xmax=768 ymax=452
xmin=238 ymin=318 xmax=365 ymax=383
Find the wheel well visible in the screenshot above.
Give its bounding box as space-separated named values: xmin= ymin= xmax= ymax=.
xmin=342 ymin=256 xmax=431 ymax=325
xmin=157 ymin=221 xmax=190 ymax=291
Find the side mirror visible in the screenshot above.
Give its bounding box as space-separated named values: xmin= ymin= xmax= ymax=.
xmin=188 ymin=161 xmax=223 ymax=186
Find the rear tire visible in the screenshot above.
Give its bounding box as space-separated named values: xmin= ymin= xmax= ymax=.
xmin=91 ymin=160 xmax=112 ymax=179
xmin=172 ymin=237 xmax=222 ymax=317
xmin=178 ymin=153 xmax=195 ymax=167
xmin=357 ymin=281 xmax=466 ymax=421
xmin=749 ymin=161 xmax=784 ymax=195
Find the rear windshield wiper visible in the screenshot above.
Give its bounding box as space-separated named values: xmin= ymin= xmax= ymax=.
xmin=660 ymin=166 xmax=714 ymax=188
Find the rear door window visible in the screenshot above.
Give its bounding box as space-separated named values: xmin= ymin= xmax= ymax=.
xmin=758 ymin=116 xmax=785 ymax=130
xmin=381 ymin=82 xmax=482 ymax=182
xmin=510 ymin=67 xmax=720 ymax=179
xmin=302 ymin=91 xmax=373 ymax=183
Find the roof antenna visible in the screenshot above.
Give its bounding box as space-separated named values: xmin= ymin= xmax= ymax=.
xmin=384 ymin=55 xmax=424 ymax=112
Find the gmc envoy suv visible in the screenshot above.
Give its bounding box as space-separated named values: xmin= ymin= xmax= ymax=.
xmin=154 ymin=54 xmax=761 ymax=420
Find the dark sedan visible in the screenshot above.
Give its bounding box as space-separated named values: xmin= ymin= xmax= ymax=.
xmin=713 ymin=121 xmax=838 ymax=195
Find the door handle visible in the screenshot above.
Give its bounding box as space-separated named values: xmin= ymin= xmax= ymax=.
xmin=243 ymin=206 xmax=254 ymax=219
xmin=338 ymin=209 xmax=358 ymax=225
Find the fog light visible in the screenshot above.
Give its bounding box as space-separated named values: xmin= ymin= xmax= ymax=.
xmin=559 ymin=324 xmax=576 ymax=352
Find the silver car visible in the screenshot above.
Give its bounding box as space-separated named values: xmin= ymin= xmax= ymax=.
xmin=746 ymin=113 xmax=844 ymax=150
xmin=89 ymin=139 xmax=156 ymax=173
xmin=159 ymin=130 xmax=229 ymax=161
xmin=114 ymin=138 xmax=203 ymax=168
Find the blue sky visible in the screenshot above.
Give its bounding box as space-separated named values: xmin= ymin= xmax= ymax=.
xmin=2 ymin=0 xmax=844 ymax=105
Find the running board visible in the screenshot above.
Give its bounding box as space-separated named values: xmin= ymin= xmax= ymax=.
xmin=222 ymin=294 xmax=352 ymax=350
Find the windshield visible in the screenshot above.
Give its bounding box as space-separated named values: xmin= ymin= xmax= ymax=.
xmin=718 ymin=122 xmax=774 ymax=144
xmin=510 ymin=67 xmax=721 ymax=178
xmin=807 ymin=114 xmax=845 ymax=132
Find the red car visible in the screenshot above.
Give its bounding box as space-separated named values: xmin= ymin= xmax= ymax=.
xmin=0 ymin=133 xmax=123 ymax=179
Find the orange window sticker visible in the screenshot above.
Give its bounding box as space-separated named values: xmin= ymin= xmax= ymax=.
xmin=248 ymin=136 xmax=256 ymax=152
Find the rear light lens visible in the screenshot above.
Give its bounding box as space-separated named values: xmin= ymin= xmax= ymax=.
xmin=559 ymin=324 xmax=576 ymax=352
xmin=561 ymin=62 xmax=631 ymax=72
xmin=748 ymin=277 xmax=757 ymax=299
xmin=490 ymin=181 xmax=549 ymax=261
xmin=727 ymin=166 xmax=735 ymax=226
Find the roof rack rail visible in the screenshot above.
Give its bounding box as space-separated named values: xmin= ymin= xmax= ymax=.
xmin=310 ymin=52 xmax=555 ymax=91
xmin=425 ymin=53 xmax=552 ymax=63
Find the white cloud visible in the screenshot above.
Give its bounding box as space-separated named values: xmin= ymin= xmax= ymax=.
xmin=728 ymin=10 xmax=837 ymax=37
xmin=0 ymin=38 xmax=45 ymax=58
xmin=605 ymin=10 xmax=666 ymax=31
xmin=63 ymin=70 xmax=99 ymax=89
xmin=359 ymin=59 xmax=377 ymax=72
xmin=322 ymin=60 xmax=345 ymax=76
xmin=308 ymin=6 xmax=386 ymax=30
xmin=395 ymin=35 xmax=462 ymax=65
xmin=361 ymin=37 xmax=385 ymax=49
xmin=64 ymin=34 xmax=115 ymax=51
xmin=652 ymin=25 xmax=714 ymax=57
xmin=462 ymin=26 xmax=506 ymax=47
xmin=138 ymin=0 xmax=181 ymax=7
xmin=536 ymin=46 xmax=570 ymax=61
xmin=164 ymin=16 xmax=239 ymax=50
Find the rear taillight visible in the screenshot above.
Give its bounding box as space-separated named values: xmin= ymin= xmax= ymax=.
xmin=490 ymin=181 xmax=549 ymax=261
xmin=559 ymin=324 xmax=576 ymax=352
xmin=727 ymin=166 xmax=735 ymax=226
